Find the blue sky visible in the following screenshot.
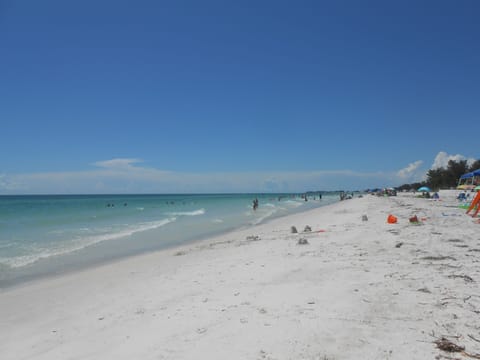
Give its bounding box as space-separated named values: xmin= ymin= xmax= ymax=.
xmin=1 ymin=0 xmax=479 ymax=194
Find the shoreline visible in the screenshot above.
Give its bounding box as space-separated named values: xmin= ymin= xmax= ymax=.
xmin=0 ymin=196 xmax=338 ymax=290
xmin=2 ymin=191 xmax=479 ymax=359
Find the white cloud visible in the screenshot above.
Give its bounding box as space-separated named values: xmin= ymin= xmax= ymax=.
xmin=396 ymin=160 xmax=423 ymax=179
xmin=0 ymin=174 xmax=23 ymax=190
xmin=431 ymin=151 xmax=476 ymax=169
xmin=0 ymin=157 xmax=446 ymax=194
xmin=93 ymin=158 xmax=144 ymax=169
xmin=0 ymin=166 xmax=389 ymax=194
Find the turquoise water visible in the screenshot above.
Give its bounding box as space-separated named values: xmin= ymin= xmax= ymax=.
xmin=0 ymin=193 xmax=338 ymax=287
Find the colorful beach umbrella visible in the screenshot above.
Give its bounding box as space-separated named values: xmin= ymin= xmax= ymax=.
xmin=417 ymin=186 xmax=431 ymax=192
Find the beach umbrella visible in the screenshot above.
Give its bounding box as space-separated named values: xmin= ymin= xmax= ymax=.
xmin=417 ymin=186 xmax=431 ymax=192
xmin=474 ymin=186 xmax=480 ymax=191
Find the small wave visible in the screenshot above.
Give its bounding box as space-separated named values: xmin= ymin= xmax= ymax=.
xmin=250 ymin=207 xmax=278 ymax=226
xmin=133 ymin=218 xmax=176 ymax=232
xmin=165 ymin=208 xmax=205 ymax=216
xmin=284 ymin=200 xmax=303 ymax=208
xmin=50 ymin=227 xmax=90 ymax=235
xmin=136 ymin=207 xmax=145 ymax=211
xmin=0 ymin=254 xmax=43 ymax=269
xmin=212 ymin=218 xmax=223 ymax=223
xmin=0 ymin=242 xmax=16 ymax=251
xmin=0 ymin=218 xmax=177 ymax=269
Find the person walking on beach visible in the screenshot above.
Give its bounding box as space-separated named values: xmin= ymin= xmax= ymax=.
xmin=253 ymin=198 xmax=258 ymax=211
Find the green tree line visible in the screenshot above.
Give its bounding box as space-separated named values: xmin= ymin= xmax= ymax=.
xmin=397 ymin=159 xmax=480 ymax=191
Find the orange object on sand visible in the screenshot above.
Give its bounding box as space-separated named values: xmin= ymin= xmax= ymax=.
xmin=387 ymin=214 xmax=398 ymax=224
xmin=466 ymin=191 xmax=480 ymax=216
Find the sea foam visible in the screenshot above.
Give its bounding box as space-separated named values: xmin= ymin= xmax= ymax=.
xmin=0 ymin=217 xmax=177 ymax=269
xmin=165 ymin=208 xmax=206 ymax=216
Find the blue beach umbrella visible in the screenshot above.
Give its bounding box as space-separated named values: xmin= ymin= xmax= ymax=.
xmin=417 ymin=186 xmax=432 ymax=192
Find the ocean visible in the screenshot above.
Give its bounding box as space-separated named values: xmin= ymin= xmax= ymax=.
xmin=0 ymin=193 xmax=339 ymax=287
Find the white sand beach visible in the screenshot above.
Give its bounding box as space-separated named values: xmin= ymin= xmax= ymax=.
xmin=1 ymin=191 xmax=480 ymax=360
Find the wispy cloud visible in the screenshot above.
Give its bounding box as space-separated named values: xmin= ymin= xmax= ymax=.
xmin=93 ymin=158 xmax=144 ymax=169
xmin=0 ymin=156 xmax=452 ymax=194
xmin=396 ymin=160 xmax=424 ymax=181
xmin=0 ymin=174 xmax=23 ymax=191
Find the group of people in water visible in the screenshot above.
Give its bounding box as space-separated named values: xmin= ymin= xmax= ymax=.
xmin=252 ymin=193 xmax=324 ymax=211
xmin=106 ymin=203 xmax=128 ymax=207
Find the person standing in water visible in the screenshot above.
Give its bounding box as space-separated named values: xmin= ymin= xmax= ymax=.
xmin=253 ymin=198 xmax=258 ymax=211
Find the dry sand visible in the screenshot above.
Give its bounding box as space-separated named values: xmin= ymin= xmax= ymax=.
xmin=1 ymin=190 xmax=480 ymax=359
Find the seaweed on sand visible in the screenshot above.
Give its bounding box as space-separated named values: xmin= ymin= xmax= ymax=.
xmin=434 ymin=337 xmax=464 ymax=352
